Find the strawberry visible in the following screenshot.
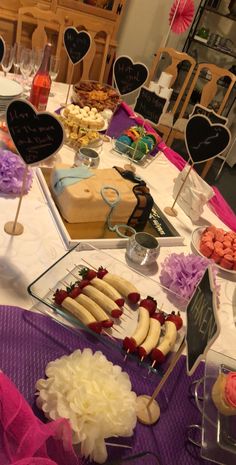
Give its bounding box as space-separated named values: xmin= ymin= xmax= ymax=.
xmin=151 ymin=347 xmax=165 ymax=363
xmin=152 ymin=312 xmax=165 ymax=325
xmin=115 ymin=298 xmax=125 ymax=307
xmin=53 ymin=289 xmax=68 ymax=305
xmin=128 ymin=292 xmax=140 ymax=305
xmin=166 ymin=312 xmax=183 ymax=330
xmin=78 ymin=279 xmax=90 ymax=289
xmin=68 ymin=286 xmax=81 ymax=299
xmin=139 ymin=296 xmax=157 ymax=315
xmin=88 ymin=322 xmax=103 ymax=334
xmin=79 ymin=267 xmax=97 ymax=281
xmin=102 ymin=319 xmax=114 ymax=328
xmin=97 ymin=267 xmax=108 ymax=279
xmin=111 ymin=309 xmax=123 ymax=318
xmin=123 ymin=337 xmax=137 ymax=353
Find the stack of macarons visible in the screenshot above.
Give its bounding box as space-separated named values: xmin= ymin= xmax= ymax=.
xmin=199 ymin=225 xmax=236 ymax=270
xmin=115 ymin=125 xmax=158 ymax=161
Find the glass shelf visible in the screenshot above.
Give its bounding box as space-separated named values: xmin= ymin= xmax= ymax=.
xmin=192 ymin=38 xmax=236 ymax=59
xmin=205 ymin=7 xmax=236 ymax=22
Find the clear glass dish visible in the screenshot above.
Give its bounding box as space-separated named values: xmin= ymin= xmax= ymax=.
xmin=28 ymin=242 xmax=187 ymax=373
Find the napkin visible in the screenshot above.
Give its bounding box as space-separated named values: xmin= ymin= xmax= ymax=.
xmin=0 ymin=371 xmax=80 ymax=465
xmin=173 ymin=165 xmax=214 ymax=221
xmin=52 ymin=166 xmax=94 ymax=195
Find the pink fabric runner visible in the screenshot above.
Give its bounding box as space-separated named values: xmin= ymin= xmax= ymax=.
xmin=0 ymin=372 xmax=80 ymax=465
xmin=158 ymin=141 xmax=236 ymax=232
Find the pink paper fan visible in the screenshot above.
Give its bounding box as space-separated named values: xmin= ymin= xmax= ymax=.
xmin=169 ymin=0 xmax=195 ymax=34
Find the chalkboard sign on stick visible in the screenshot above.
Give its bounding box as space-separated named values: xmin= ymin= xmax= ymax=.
xmin=134 ymin=86 xmax=167 ymax=124
xmin=190 ymin=104 xmax=228 ymax=126
xmin=186 ymin=266 xmax=220 ymax=376
xmin=185 ymin=114 xmax=231 ymax=164
xmin=113 ymin=56 xmax=149 ymax=96
xmin=164 ymin=114 xmax=231 ymax=218
xmin=4 ymin=99 xmax=64 ymax=236
xmin=0 ymin=36 xmax=5 ymax=64
xmin=64 ymin=27 xmax=91 ymax=65
xmin=6 ymin=99 xmax=64 ymax=165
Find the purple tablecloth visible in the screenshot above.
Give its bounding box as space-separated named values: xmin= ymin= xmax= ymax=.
xmin=0 ymin=306 xmax=211 ymax=465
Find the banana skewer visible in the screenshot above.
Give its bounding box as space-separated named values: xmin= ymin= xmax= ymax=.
xmin=53 ymin=289 xmax=102 ymax=334
xmin=138 ymin=311 xmax=165 ymax=360
xmin=79 ymin=268 xmax=125 ymax=307
xmin=151 ymin=312 xmax=183 ymax=366
xmin=96 ymin=267 xmax=140 ymax=305
xmin=123 ymin=297 xmax=157 ymax=353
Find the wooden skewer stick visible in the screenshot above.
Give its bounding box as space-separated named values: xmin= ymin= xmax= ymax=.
xmin=4 ymin=165 xmax=28 ymax=236
xmin=164 ymin=164 xmax=194 ymax=217
xmin=147 ymin=338 xmax=186 ymax=408
xmin=66 ymin=268 xmax=78 ymax=279
xmin=124 ymin=349 xmax=130 ymax=362
xmin=65 ymin=64 xmax=74 ymax=106
xmin=137 ymin=338 xmax=186 ymax=425
xmin=81 ymin=259 xmax=97 ymax=270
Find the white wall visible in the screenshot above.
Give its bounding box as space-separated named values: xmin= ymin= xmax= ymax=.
xmin=117 ymin=0 xmax=201 ymax=68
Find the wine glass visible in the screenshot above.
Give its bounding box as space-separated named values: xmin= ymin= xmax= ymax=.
xmin=19 ymin=48 xmax=33 ymax=91
xmin=49 ymin=55 xmax=60 ymax=96
xmin=32 ymin=48 xmax=43 ymax=74
xmin=2 ymin=45 xmax=14 ymax=78
xmin=12 ymin=43 xmax=24 ymax=79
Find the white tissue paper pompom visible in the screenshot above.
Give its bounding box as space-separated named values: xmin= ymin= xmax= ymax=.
xmin=35 ymin=349 xmax=137 ymax=463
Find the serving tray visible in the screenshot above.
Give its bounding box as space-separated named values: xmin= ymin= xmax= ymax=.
xmin=36 ymin=167 xmax=184 ymax=249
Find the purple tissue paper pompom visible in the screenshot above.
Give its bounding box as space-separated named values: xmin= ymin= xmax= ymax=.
xmin=160 ymin=252 xmax=219 ymax=304
xmin=0 ymin=150 xmax=33 ymax=195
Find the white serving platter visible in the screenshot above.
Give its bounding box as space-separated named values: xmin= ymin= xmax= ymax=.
xmin=36 ymin=167 xmax=184 ymax=250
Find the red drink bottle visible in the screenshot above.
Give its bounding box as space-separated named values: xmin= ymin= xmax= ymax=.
xmin=29 ymin=43 xmax=52 ymax=111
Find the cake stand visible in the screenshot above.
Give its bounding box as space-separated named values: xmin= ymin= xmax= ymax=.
xmin=187 ymin=349 xmax=236 ymax=464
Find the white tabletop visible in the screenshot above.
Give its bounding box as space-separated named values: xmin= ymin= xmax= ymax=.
xmin=1 ymin=80 xmax=235 ymax=360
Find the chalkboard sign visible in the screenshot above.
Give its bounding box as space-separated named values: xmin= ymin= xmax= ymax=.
xmin=190 ymin=104 xmax=228 ymax=126
xmin=0 ymin=36 xmax=5 ymax=64
xmin=6 ymin=100 xmax=64 ymax=165
xmin=113 ymin=56 xmax=149 ymax=96
xmin=185 ymin=114 xmax=231 ymax=164
xmin=64 ymin=27 xmax=91 ymax=65
xmin=134 ymin=87 xmax=166 ymax=124
xmin=186 ymin=267 xmax=219 ymax=376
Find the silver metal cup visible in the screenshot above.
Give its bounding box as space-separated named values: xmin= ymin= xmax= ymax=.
xmin=126 ymin=232 xmax=160 ymax=266
xmin=74 ymin=147 xmax=100 ymax=168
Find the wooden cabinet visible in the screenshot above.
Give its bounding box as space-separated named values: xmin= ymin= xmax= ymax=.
xmin=0 ymin=0 xmax=126 ymax=83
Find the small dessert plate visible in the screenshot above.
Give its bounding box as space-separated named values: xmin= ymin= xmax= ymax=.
xmin=191 ymin=227 xmax=236 ymax=275
xmin=60 ymin=106 xmax=108 ymax=132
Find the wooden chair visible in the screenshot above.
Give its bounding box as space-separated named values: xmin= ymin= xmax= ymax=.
xmin=166 ymin=63 xmax=236 ymax=177
xmin=65 ymin=15 xmax=114 ymax=85
xmin=147 ymin=47 xmax=196 ymax=141
xmin=16 ymin=6 xmax=65 ymax=63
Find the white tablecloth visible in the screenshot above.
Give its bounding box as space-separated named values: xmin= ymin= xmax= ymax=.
xmin=0 ymin=81 xmax=235 ymax=360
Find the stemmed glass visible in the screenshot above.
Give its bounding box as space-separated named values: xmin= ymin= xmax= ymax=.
xmin=32 ymin=48 xmax=43 ymax=74
xmin=19 ymin=48 xmax=33 ymax=92
xmin=12 ymin=43 xmax=24 ymax=79
xmin=49 ymin=55 xmax=60 ymax=96
xmin=1 ymin=45 xmax=14 ymax=78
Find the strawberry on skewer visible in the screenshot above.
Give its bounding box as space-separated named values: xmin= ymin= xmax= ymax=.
xmin=123 ymin=296 xmax=157 ymax=354
xmin=97 ymin=267 xmax=140 ymax=305
xmin=151 ymin=312 xmax=183 ymax=366
xmin=138 ymin=311 xmax=165 ymax=361
xmin=53 ymin=289 xmax=103 ymax=334
xmin=79 ymin=267 xmax=125 ymax=307
xmin=67 ymin=285 xmax=114 ymax=328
